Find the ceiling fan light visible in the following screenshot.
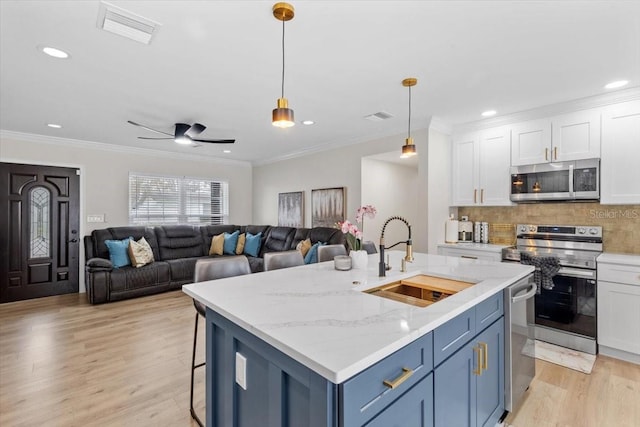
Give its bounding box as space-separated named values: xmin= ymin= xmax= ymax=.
xmin=401 ymin=138 xmax=417 ymax=158
xmin=174 ymin=136 xmax=192 ymax=145
xmin=272 ymin=97 xmax=295 ymax=128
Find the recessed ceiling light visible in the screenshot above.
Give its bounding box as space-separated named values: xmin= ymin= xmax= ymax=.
xmin=47 ymin=123 xmax=62 ymax=129
xmin=302 ymin=120 xmax=315 ymax=125
xmin=481 ymin=110 xmax=497 ymax=117
xmin=604 ymin=80 xmax=629 ymax=89
xmin=39 ymin=46 xmax=70 ymax=59
xmin=223 ymin=150 xmax=231 ymax=153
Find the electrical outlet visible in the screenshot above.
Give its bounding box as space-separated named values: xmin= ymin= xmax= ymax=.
xmin=87 ymin=214 xmax=105 ymax=223
xmin=235 ymin=352 xmax=247 ymax=390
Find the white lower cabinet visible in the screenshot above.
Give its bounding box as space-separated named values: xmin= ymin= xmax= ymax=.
xmin=597 ymin=256 xmax=640 ymax=362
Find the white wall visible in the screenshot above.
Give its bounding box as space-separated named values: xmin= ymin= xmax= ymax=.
xmin=0 ymin=133 xmax=253 ymax=292
xmin=426 ymin=128 xmax=455 ymax=254
xmin=252 ymin=129 xmax=427 ymax=234
xmin=361 ymin=157 xmax=418 ymax=250
xmin=252 ymin=125 xmax=452 ymax=255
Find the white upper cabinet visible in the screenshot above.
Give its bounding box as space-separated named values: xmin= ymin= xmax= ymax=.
xmin=451 ymin=127 xmax=512 ymax=206
xmin=552 ymin=109 xmax=601 ymax=161
xmin=510 ymin=118 xmax=551 ymax=166
xmin=601 ymin=100 xmax=640 ymax=204
xmin=510 ymin=110 xmax=601 ymax=166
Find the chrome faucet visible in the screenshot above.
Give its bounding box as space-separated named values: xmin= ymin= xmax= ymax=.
xmin=379 ymin=216 xmax=414 ymax=277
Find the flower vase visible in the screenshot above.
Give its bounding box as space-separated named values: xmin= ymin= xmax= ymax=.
xmin=350 ymin=250 xmax=368 ymax=270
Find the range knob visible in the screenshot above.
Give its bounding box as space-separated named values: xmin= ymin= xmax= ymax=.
xmin=529 ymin=225 xmax=536 ymax=232
xmin=589 ymin=228 xmax=598 ymax=235
xmin=519 ymin=225 xmax=528 ymax=233
xmin=577 ymin=227 xmax=587 ymax=234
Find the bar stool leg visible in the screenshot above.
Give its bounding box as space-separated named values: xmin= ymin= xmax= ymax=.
xmin=190 ymin=312 xmax=204 ymax=427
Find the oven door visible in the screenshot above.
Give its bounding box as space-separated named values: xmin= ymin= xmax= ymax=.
xmin=534 ymin=267 xmax=597 ymax=339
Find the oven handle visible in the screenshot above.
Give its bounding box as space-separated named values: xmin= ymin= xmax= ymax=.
xmin=557 ymin=267 xmax=595 ymax=280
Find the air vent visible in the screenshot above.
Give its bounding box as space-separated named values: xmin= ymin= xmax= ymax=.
xmin=364 ymin=111 xmax=394 ymax=122
xmin=97 ymin=2 xmax=160 ymax=45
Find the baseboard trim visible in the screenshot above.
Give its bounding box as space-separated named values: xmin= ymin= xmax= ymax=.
xmin=599 ymin=345 xmax=640 ymax=365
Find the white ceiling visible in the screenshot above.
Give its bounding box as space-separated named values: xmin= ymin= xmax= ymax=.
xmin=1 ymin=1 xmax=639 ymax=164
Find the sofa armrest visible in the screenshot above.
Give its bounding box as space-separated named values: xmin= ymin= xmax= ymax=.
xmin=86 ymin=257 xmax=113 ymax=271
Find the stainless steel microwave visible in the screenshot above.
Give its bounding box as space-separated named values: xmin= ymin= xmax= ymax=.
xmin=510 ymin=159 xmax=599 ymax=202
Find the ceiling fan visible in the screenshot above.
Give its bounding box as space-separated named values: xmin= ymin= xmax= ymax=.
xmin=128 ymin=121 xmax=235 ymax=145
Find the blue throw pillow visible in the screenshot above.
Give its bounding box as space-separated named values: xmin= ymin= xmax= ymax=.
xmin=223 ymin=230 xmax=240 ymax=255
xmin=304 ymin=242 xmax=326 ymax=264
xmin=243 ymin=232 xmax=262 ymax=257
xmin=104 ymin=237 xmax=133 ymax=268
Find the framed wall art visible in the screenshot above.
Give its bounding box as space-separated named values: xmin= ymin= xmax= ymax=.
xmin=278 ymin=191 xmax=304 ymax=227
xmin=311 ymin=187 xmax=345 ymax=227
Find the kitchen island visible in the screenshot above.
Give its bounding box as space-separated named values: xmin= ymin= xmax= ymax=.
xmin=183 ymin=251 xmax=533 ymax=427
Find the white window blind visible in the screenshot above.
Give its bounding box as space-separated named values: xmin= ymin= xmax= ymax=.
xmin=129 ymin=173 xmax=229 ymax=225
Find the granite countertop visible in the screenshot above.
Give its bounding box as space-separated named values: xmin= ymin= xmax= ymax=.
xmin=182 ymin=251 xmax=533 ymax=383
xmin=598 ymin=252 xmax=640 ymax=267
xmin=437 ymin=242 xmax=512 ymax=252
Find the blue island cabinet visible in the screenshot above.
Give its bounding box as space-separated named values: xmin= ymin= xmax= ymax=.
xmin=203 ymin=290 xmax=504 ymax=427
xmin=433 ymin=294 xmax=505 ymax=427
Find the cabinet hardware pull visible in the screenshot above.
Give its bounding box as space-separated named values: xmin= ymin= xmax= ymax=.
xmin=554 ymin=146 xmax=558 ymax=160
xmin=474 ymin=189 xmax=477 ymax=204
xmin=545 ymin=148 xmax=549 ymax=161
xmin=480 ymin=188 xmax=484 ymax=203
xmin=383 ymin=367 xmax=414 ymax=389
xmin=479 ymin=342 xmax=488 ymax=370
xmin=473 ymin=346 xmax=482 ymax=375
xmin=461 ymin=255 xmax=478 ymax=260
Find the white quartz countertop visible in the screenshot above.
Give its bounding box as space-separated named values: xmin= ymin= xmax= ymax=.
xmin=182 ymin=252 xmax=533 ymax=384
xmin=437 ymin=242 xmax=512 ymax=253
xmin=598 ymin=252 xmax=640 ymax=267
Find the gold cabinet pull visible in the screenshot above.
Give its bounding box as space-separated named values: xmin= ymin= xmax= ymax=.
xmin=479 ymin=342 xmax=488 ymax=370
xmin=554 ymin=146 xmax=558 ymax=160
xmin=473 ymin=346 xmax=482 ymax=375
xmin=383 ymin=367 xmax=414 ymax=389
xmin=480 ymin=188 xmax=484 ymax=203
xmin=474 ymin=189 xmax=477 ymax=204
xmin=545 ymin=147 xmax=549 ymax=161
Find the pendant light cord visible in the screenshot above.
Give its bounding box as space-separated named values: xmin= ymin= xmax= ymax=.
xmin=281 ymin=20 xmax=286 ymax=98
xmin=407 ymin=85 xmax=412 ymax=138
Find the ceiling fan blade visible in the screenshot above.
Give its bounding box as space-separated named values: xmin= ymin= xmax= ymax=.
xmin=128 ymin=120 xmax=173 ymax=136
xmin=138 ymin=136 xmax=174 ymax=140
xmin=191 ymin=138 xmax=236 ymax=144
xmin=185 ymin=123 xmax=206 ymax=138
xmin=174 ymin=123 xmax=191 ymax=138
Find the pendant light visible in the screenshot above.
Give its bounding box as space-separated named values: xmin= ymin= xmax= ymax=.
xmin=272 ymin=2 xmax=295 ymax=128
xmin=401 ymin=77 xmax=418 ymax=158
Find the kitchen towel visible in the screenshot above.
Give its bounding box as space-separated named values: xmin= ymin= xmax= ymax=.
xmin=520 ymin=252 xmax=560 ymax=292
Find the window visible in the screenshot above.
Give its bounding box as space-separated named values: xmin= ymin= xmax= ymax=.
xmin=129 ymin=173 xmax=229 ymax=225
xmin=30 ymin=186 xmax=51 ymax=258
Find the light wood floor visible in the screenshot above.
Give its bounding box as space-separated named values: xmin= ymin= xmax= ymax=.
xmin=1 ymin=291 xmax=639 ymax=427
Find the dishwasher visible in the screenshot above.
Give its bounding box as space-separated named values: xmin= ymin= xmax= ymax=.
xmin=504 ymin=274 xmax=536 ymax=413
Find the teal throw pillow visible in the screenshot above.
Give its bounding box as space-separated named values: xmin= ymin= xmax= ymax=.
xmin=104 ymin=237 xmax=133 ymax=268
xmin=243 ymin=232 xmax=262 ymax=257
xmin=223 ymin=230 xmax=240 ymax=255
xmin=304 ymin=242 xmax=327 ymax=264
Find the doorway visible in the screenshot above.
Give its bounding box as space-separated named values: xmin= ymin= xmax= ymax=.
xmin=0 ymin=162 xmax=80 ymax=303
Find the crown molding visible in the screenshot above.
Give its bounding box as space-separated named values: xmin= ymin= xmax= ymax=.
xmin=0 ymin=130 xmax=252 ymax=167
xmin=453 ymin=86 xmax=640 ymax=135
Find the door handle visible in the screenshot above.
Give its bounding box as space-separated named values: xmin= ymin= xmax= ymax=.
xmin=461 ymin=255 xmax=478 ymax=260
xmin=473 ymin=345 xmax=482 ymax=375
xmin=545 ymin=148 xmax=549 ymax=161
xmin=480 ymin=188 xmax=484 ymax=203
xmin=554 ymin=146 xmax=558 ymax=160
xmin=479 ymin=342 xmax=488 ymax=371
xmin=511 ymin=283 xmax=537 ymax=303
xmin=69 ymin=238 xmax=79 ymax=243
xmin=474 ymin=189 xmax=477 ymax=204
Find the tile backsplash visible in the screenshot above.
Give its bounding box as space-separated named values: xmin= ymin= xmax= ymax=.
xmin=459 ymin=203 xmax=640 ymax=255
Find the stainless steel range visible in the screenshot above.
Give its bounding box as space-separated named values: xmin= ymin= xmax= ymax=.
xmin=502 ymin=224 xmax=603 ymax=354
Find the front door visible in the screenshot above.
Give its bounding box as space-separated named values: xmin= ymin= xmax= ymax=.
xmin=0 ymin=162 xmax=80 ymax=303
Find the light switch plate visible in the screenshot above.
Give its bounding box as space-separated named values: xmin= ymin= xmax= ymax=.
xmin=235 ymin=352 xmax=247 ymax=390
xmin=87 ymin=214 xmax=105 ymax=223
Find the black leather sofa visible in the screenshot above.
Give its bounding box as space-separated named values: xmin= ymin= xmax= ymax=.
xmin=84 ymin=224 xmax=345 ymax=304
